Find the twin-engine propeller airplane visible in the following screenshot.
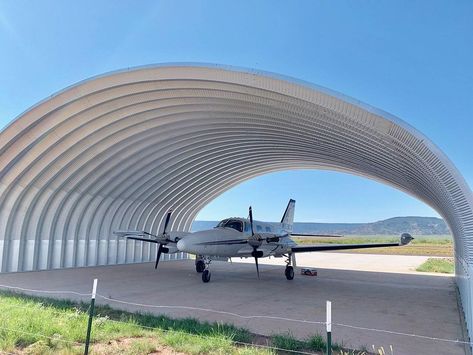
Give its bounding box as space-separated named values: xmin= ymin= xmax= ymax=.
xmin=114 ymin=199 xmax=414 ymax=283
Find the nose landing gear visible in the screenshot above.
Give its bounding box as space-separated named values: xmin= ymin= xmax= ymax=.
xmin=198 ymin=256 xmax=212 ymax=283
xmin=195 ymin=258 xmax=205 ymax=273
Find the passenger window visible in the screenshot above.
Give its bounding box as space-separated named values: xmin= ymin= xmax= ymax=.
xmin=256 ymin=225 xmax=263 ymax=232
xmin=265 ymin=226 xmax=271 ymax=232
xmin=244 ymin=222 xmax=250 ymax=233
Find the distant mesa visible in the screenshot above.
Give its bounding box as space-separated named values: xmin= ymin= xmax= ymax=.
xmin=192 ymin=216 xmax=450 ymax=235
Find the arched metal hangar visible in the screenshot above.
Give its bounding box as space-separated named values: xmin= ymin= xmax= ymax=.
xmin=0 ymin=64 xmax=472 ymax=338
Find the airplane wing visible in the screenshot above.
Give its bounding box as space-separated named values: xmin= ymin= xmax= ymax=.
xmin=290 ymin=233 xmax=342 ymax=238
xmin=114 ymin=231 xmax=160 ymax=243
xmin=114 ymin=230 xmax=152 ymax=237
xmin=124 ymin=236 xmax=160 ymax=243
xmin=291 ymin=233 xmax=413 ymax=253
xmin=113 ymin=230 xmax=189 ymax=243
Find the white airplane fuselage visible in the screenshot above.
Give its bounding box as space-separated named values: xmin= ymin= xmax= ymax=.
xmin=175 ymin=218 xmax=295 ymax=258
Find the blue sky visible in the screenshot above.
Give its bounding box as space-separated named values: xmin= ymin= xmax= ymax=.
xmin=0 ymin=1 xmax=472 ymax=222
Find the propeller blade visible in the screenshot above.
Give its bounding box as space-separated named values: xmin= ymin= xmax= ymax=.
xmin=249 ymin=206 xmax=260 ymax=278
xmin=249 ymin=206 xmax=254 ymax=236
xmin=163 ymin=209 xmax=172 ymax=235
xmin=155 ymin=244 xmax=163 ymax=269
xmin=251 ymin=248 xmax=262 ymax=279
xmin=254 ymin=252 xmax=260 ymax=279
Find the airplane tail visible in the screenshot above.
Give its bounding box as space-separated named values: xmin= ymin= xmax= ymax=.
xmin=280 ymin=199 xmax=295 ymax=233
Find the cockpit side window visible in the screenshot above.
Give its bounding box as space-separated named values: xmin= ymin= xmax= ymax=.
xmin=224 ymin=219 xmax=243 ymax=232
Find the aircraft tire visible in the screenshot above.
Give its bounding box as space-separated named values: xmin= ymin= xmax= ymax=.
xmin=285 ymin=266 xmax=294 ymax=280
xmin=202 ymin=269 xmax=211 ymax=283
xmin=195 ymin=260 xmax=205 ymax=273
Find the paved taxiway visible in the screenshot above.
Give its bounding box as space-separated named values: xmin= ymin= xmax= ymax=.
xmin=0 ymin=255 xmax=465 ymax=355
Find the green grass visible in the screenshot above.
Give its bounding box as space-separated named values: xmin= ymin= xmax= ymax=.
xmin=270 ymin=332 xmax=346 ymax=353
xmin=271 ymin=332 xmax=306 ymax=351
xmin=416 ymin=258 xmax=455 ymax=274
xmin=0 ymin=291 xmax=270 ymax=354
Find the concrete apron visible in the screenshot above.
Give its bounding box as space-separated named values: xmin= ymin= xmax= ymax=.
xmin=0 ymin=258 xmax=465 ymax=355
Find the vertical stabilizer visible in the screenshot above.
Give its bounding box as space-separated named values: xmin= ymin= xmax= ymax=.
xmin=280 ymin=199 xmax=296 ymax=232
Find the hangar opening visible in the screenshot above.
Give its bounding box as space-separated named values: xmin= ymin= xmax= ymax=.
xmin=194 ymin=169 xmax=444 ymax=224
xmin=0 ymin=64 xmax=472 ymax=342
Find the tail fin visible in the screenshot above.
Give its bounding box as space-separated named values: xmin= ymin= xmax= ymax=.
xmin=280 ymin=199 xmax=296 ymax=232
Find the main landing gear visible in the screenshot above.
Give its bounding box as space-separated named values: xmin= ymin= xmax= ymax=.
xmin=196 ymin=257 xmax=212 ymax=283
xmin=195 ymin=258 xmax=205 ymax=273
xmin=285 ymin=254 xmax=295 ymax=280
xmin=202 ymin=269 xmax=211 ymax=283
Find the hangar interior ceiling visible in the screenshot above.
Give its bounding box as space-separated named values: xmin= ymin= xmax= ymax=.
xmin=1 ymin=64 xmax=472 ymax=341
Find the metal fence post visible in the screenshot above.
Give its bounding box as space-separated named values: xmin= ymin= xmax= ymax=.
xmin=326 ymin=300 xmax=332 ymax=355
xmin=84 ymin=278 xmax=98 ymax=355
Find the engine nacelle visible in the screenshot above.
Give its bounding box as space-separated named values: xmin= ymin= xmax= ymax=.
xmin=251 ymin=250 xmax=264 ymax=258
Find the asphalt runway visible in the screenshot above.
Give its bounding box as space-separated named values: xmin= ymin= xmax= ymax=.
xmin=0 ymin=257 xmax=466 ymax=355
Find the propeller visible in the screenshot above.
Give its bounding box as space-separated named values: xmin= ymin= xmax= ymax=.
xmin=155 ymin=245 xmax=163 ymax=269
xmin=248 ymin=206 xmax=263 ymax=278
xmin=254 ymin=252 xmax=260 ymax=279
xmin=114 ymin=209 xmax=175 ymax=270
xmin=154 ymin=209 xmax=173 ymax=269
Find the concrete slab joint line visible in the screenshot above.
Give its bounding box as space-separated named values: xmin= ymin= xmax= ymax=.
xmin=0 ymin=63 xmax=472 ymax=349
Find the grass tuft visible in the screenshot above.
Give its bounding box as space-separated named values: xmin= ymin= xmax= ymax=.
xmin=270 ymin=332 xmax=306 ymax=351
xmin=416 ymin=258 xmax=454 ymax=274
xmin=307 ymin=333 xmax=326 ymax=351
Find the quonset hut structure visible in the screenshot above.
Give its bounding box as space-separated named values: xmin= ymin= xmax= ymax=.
xmin=0 ymin=64 xmax=472 ymax=338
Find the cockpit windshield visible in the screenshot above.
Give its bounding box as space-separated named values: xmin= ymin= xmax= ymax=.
xmin=216 ymin=219 xmax=228 ymax=228
xmin=216 ymin=219 xmax=243 ymax=232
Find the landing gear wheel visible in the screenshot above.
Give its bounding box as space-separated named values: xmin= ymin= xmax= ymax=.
xmin=202 ymin=269 xmax=211 ymax=283
xmin=195 ymin=260 xmax=205 ymax=273
xmin=285 ymin=266 xmax=294 ymax=280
